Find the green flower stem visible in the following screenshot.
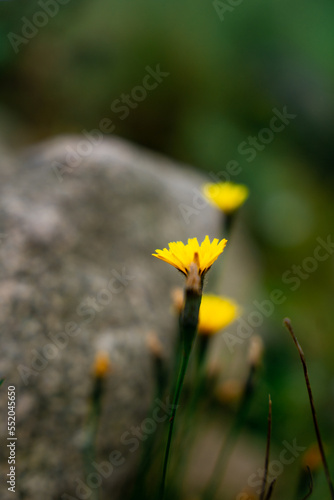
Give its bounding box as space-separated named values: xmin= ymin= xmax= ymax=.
xmin=181 ymin=335 xmax=211 ymax=442
xmin=168 ymin=335 xmax=211 ymax=495
xmin=209 ymin=212 xmax=234 ymax=294
xmin=161 ymin=269 xmax=202 ymax=500
xmin=196 ymin=334 xmax=211 ymax=374
xmin=224 ymin=212 xmax=234 ymax=237
xmin=160 ymin=348 xmax=191 ymax=499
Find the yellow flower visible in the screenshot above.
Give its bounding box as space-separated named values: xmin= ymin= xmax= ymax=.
xmin=302 ymin=443 xmax=323 ymax=472
xmin=92 ymin=351 xmax=111 ymax=378
xmin=152 ymin=235 xmax=227 ymax=276
xmin=198 ymin=294 xmax=239 ymax=335
xmin=203 ymin=182 xmax=249 ymax=213
xmin=216 ymin=379 xmax=243 ymax=404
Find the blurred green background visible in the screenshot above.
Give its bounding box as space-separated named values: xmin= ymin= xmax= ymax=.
xmin=1 ymin=0 xmax=334 ymax=498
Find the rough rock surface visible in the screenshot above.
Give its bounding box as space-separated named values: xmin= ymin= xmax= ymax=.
xmin=0 ymin=136 xmax=221 ymax=500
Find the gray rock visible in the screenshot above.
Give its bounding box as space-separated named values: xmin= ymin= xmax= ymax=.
xmin=0 ymin=136 xmax=221 ymax=500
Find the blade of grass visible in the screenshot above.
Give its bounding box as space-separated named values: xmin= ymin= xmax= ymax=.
xmin=264 ymin=478 xmax=276 ymax=500
xmin=259 ymin=395 xmax=273 ymax=500
xmin=301 ymin=466 xmax=313 ymax=500
xmin=283 ymin=318 xmax=334 ymax=500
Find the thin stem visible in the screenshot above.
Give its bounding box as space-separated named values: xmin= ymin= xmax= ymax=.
xmin=224 ymin=212 xmax=234 ymax=236
xmin=260 ymin=395 xmax=272 ymax=500
xmin=264 ymin=479 xmax=276 ymax=500
xmin=168 ymin=335 xmax=211 ymax=495
xmin=160 ymin=349 xmax=191 ymax=500
xmin=301 ymin=466 xmax=313 ymax=500
xmin=284 ymin=318 xmax=334 ymax=500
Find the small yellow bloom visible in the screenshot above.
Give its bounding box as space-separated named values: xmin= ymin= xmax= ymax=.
xmin=247 ymin=335 xmax=264 ymax=368
xmin=146 ymin=331 xmax=164 ymax=359
xmin=92 ymin=351 xmax=111 ymax=378
xmin=152 ymin=235 xmax=227 ymax=276
xmin=216 ymin=379 xmax=243 ymax=404
xmin=203 ymin=182 xmax=249 ymax=213
xmin=198 ymin=294 xmax=239 ymax=335
xmin=171 ymin=287 xmax=184 ymax=314
xmin=234 ymin=489 xmax=257 ymax=500
xmin=302 ymin=443 xmax=323 ymax=472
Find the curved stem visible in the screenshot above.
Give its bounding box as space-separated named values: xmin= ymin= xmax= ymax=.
xmin=284 ymin=318 xmax=334 ymax=500
xmin=301 ymin=467 xmax=313 ymax=500
xmin=259 ymin=395 xmax=272 ymax=500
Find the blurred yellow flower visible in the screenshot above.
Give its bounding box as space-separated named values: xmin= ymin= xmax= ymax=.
xmin=171 ymin=287 xmax=184 ymax=314
xmin=203 ymin=182 xmax=249 ymax=213
xmin=153 ymin=235 xmax=227 ymax=276
xmin=146 ymin=331 xmax=164 ymax=359
xmin=302 ymin=443 xmax=323 ymax=472
xmin=247 ymin=334 xmax=264 ymax=368
xmin=92 ymin=351 xmax=111 ymax=378
xmin=234 ymin=489 xmax=258 ymax=500
xmin=216 ymin=379 xmax=243 ymax=404
xmin=198 ymin=294 xmax=239 ymax=335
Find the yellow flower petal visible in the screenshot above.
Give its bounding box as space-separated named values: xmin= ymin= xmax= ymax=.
xmin=198 ymin=294 xmax=240 ymax=335
xmin=92 ymin=351 xmax=111 ymax=378
xmin=152 ymin=236 xmax=227 ymax=275
xmin=203 ymin=182 xmax=249 ymax=213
